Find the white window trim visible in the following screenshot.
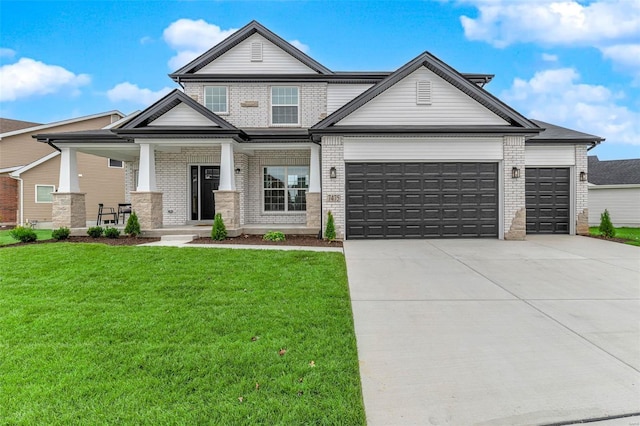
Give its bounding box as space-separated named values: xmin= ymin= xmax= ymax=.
xmin=35 ymin=184 xmax=55 ymax=203
xmin=203 ymin=86 xmax=229 ymax=115
xmin=262 ymin=165 xmax=309 ymax=214
xmin=270 ymin=86 xmax=300 ymax=127
xmin=108 ymin=158 xmax=124 ymax=168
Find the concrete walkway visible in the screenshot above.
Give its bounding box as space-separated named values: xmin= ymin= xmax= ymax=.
xmin=344 ymin=235 xmax=640 ymax=425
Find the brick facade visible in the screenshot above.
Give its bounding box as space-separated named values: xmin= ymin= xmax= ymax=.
xmin=575 ymin=144 xmax=589 ymax=235
xmin=503 ymin=136 xmax=526 ymax=240
xmin=0 ymin=176 xmax=18 ymax=224
xmin=52 ymin=192 xmax=86 ymax=228
xmin=320 ymin=136 xmax=345 ymax=239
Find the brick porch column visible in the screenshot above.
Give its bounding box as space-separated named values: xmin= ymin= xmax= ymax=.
xmin=306 ymin=144 xmax=321 ymax=229
xmin=53 ymin=147 xmax=87 ymax=228
xmin=131 ymin=143 xmax=163 ymax=229
xmin=213 ymin=190 xmax=240 ymax=232
xmin=503 ymin=136 xmax=526 ymax=240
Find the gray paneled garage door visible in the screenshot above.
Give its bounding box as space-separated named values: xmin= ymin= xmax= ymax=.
xmin=346 ymin=162 xmax=498 ymax=239
xmin=525 ymin=167 xmax=570 ymax=234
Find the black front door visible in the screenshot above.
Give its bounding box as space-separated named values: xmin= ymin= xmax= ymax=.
xmin=191 ymin=166 xmax=220 ymax=221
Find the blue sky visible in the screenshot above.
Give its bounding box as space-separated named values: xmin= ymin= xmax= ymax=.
xmin=1 ymin=0 xmax=639 ymax=159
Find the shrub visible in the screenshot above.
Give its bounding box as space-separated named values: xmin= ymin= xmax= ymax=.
xmin=104 ymin=227 xmax=121 ymax=239
xmin=211 ymin=213 xmax=227 ymax=241
xmin=325 ymin=211 xmax=336 ymax=241
xmin=51 ymin=227 xmax=70 ymax=240
xmin=87 ymin=226 xmax=104 ymax=238
xmin=599 ymin=209 xmax=616 ymax=238
xmin=124 ymin=211 xmax=141 ymax=237
xmin=9 ymin=226 xmax=38 ymax=243
xmin=263 ymin=231 xmax=286 ymax=242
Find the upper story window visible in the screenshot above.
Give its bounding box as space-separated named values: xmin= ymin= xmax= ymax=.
xmin=271 ymin=86 xmax=299 ymax=125
xmin=204 ymin=86 xmax=228 ymax=114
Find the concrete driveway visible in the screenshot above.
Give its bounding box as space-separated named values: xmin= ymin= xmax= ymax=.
xmin=344 ymin=235 xmax=640 ymax=425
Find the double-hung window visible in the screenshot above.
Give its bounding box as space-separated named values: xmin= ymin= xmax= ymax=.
xmin=263 ymin=166 xmax=309 ymax=212
xmin=204 ymin=86 xmax=228 ymax=114
xmin=271 ymin=86 xmax=299 ymax=125
xmin=35 ymin=184 xmax=55 ymax=203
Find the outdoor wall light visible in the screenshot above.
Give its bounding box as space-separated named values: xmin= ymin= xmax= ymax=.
xmin=235 ymin=168 xmax=241 ymax=174
xmin=580 ymin=171 xmax=587 ymax=182
xmin=511 ymin=167 xmax=520 ymax=179
xmin=329 ymin=167 xmax=337 ymax=179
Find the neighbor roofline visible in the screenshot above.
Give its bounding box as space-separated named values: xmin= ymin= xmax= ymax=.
xmin=171 ymin=20 xmax=332 ymax=76
xmin=0 ymin=110 xmax=125 ymax=138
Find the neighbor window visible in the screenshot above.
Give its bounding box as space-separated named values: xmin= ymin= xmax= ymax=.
xmin=35 ymin=185 xmax=55 ymax=203
xmin=263 ymin=166 xmax=309 ymax=212
xmin=204 ymin=86 xmax=228 ymax=114
xmin=271 ymin=86 xmax=299 ymax=125
xmin=108 ymin=158 xmax=123 ymax=168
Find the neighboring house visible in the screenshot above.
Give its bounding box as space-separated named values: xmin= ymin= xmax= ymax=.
xmin=35 ymin=20 xmax=603 ymax=239
xmin=0 ymin=112 xmax=126 ymax=227
xmin=588 ymin=156 xmax=640 ymax=227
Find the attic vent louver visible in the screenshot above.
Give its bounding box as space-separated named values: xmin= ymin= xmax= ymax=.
xmin=416 ymin=80 xmax=432 ymax=105
xmin=251 ymin=42 xmax=263 ymax=62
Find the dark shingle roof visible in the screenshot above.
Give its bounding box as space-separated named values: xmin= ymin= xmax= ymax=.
xmin=0 ymin=118 xmax=41 ymax=133
xmin=588 ymin=156 xmax=640 ymax=185
xmin=528 ymin=120 xmax=604 ymax=143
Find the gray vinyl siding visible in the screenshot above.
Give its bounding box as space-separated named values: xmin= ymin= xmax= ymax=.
xmin=149 ymin=103 xmax=218 ymax=127
xmin=196 ymin=33 xmax=316 ymax=74
xmin=336 ymin=67 xmax=508 ymax=126
xmin=327 ymin=84 xmax=374 ymax=115
xmin=343 ymin=136 xmax=503 ymax=161
xmin=588 ymin=186 xmax=640 ymax=226
xmin=525 ymin=145 xmax=575 ymax=166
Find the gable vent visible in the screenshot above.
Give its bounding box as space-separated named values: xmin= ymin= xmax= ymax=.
xmin=416 ymin=80 xmax=432 ymax=105
xmin=251 ymin=42 xmax=263 ymax=62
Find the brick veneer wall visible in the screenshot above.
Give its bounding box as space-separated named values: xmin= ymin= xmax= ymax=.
xmin=320 ymin=136 xmax=345 ymax=239
xmin=503 ymin=135 xmax=526 ymax=240
xmin=575 ymin=144 xmax=589 ymax=235
xmin=184 ymin=83 xmax=327 ymax=128
xmin=0 ymin=176 xmax=18 ymax=223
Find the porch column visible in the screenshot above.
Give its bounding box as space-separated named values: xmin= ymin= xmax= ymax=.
xmin=131 ymin=143 xmax=162 ymax=229
xmin=306 ymin=144 xmax=321 ymax=230
xmin=52 ymin=147 xmax=86 ymax=228
xmin=214 ymin=142 xmax=240 ymax=234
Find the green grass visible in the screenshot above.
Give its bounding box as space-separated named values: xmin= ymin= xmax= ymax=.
xmin=0 ymin=228 xmax=52 ymax=246
xmin=589 ymin=226 xmax=640 ymax=247
xmin=0 ymin=245 xmax=365 ymax=424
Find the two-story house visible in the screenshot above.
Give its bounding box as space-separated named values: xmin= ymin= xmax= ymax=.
xmin=36 ymin=21 xmax=603 ymax=239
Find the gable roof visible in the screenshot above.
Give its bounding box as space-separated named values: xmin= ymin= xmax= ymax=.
xmin=528 ymin=120 xmax=604 ymax=145
xmin=0 ymin=118 xmax=41 ymax=134
xmin=588 ymin=156 xmax=640 ymax=185
xmin=312 ymin=51 xmax=539 ymax=132
xmin=0 ymin=111 xmax=124 ymax=139
xmin=171 ymin=20 xmax=332 ymax=77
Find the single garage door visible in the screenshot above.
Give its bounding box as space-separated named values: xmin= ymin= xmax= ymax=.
xmin=525 ymin=167 xmax=570 ymax=234
xmin=346 ymin=162 xmax=498 ymax=239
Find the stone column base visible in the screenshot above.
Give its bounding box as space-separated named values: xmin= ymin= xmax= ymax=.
xmin=306 ymin=192 xmax=321 ymax=230
xmin=52 ymin=192 xmax=86 ymax=228
xmin=214 ymin=190 xmax=240 ymax=230
xmin=131 ymin=191 xmax=163 ymax=229
xmin=505 ymin=207 xmax=526 ymax=240
xmin=577 ymin=208 xmax=589 ymax=235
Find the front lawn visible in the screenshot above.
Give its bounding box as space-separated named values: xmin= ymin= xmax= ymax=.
xmin=589 ymin=226 xmax=640 ymax=247
xmin=0 ymin=228 xmax=52 ymax=245
xmin=0 ymin=244 xmax=365 ymax=424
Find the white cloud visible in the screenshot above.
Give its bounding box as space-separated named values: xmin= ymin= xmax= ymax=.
xmin=501 ymin=67 xmax=640 ymax=145
xmin=139 ymin=36 xmax=153 ymax=45
xmin=163 ymin=19 xmax=237 ymax=70
xmin=289 ymin=39 xmax=309 ymax=53
xmin=0 ymin=47 xmax=16 ymax=58
xmin=600 ymin=43 xmax=640 ymax=79
xmin=106 ymin=82 xmax=172 ymax=105
xmin=541 ymin=53 xmax=558 ymax=62
xmin=0 ymin=58 xmax=90 ymax=102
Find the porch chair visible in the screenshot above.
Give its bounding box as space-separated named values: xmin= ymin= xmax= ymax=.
xmin=118 ymin=203 xmax=132 ymax=224
xmin=97 ymin=203 xmax=118 ymax=225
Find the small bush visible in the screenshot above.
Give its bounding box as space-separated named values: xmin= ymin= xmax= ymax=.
xmin=325 ymin=211 xmax=336 ymax=241
xmin=9 ymin=226 xmax=38 ymax=243
xmin=51 ymin=227 xmax=70 ymax=240
xmin=211 ymin=213 xmax=227 ymax=241
xmin=104 ymin=227 xmax=121 ymax=239
xmin=124 ymin=211 xmax=141 ymax=237
xmin=263 ymin=231 xmax=286 ymax=242
xmin=599 ymin=209 xmax=616 ymax=238
xmin=87 ymin=226 xmax=104 ymax=238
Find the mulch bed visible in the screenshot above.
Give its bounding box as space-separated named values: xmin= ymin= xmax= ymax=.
xmin=585 ymin=234 xmax=633 ymax=245
xmin=190 ymin=234 xmax=343 ymax=247
xmin=1 ymin=236 xmax=160 ymax=249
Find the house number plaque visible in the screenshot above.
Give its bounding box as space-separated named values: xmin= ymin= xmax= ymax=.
xmin=326 ymin=194 xmax=341 ymax=202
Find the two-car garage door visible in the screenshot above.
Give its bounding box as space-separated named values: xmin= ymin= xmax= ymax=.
xmin=346 ymin=162 xmax=498 ymax=239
